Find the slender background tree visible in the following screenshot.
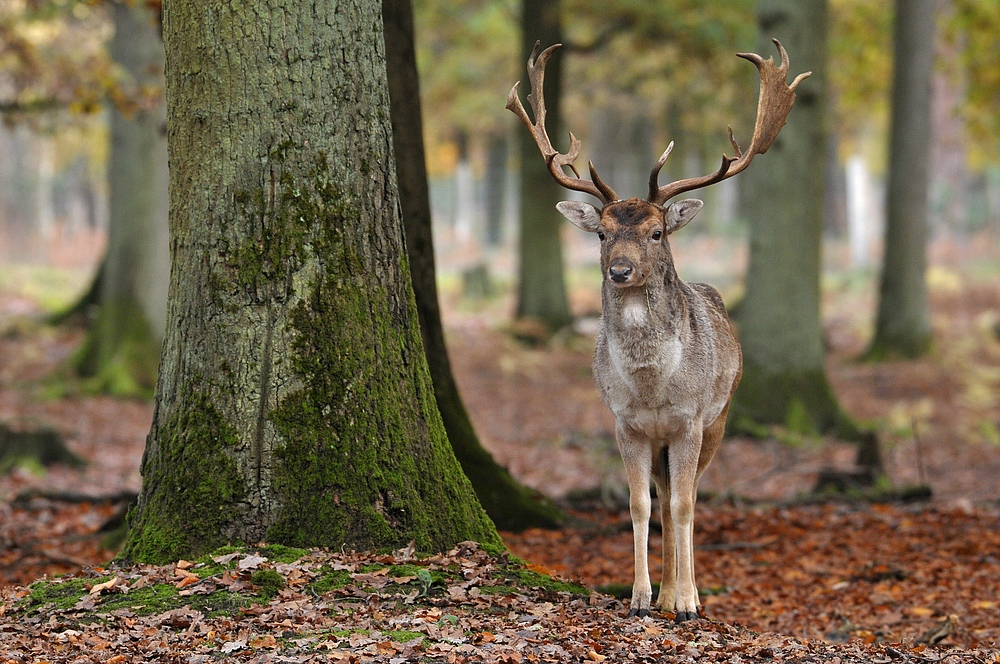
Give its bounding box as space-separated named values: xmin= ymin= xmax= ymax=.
xmin=73 ymin=1 xmax=168 ymax=397
xmin=515 ymin=0 xmax=573 ymax=333
xmin=867 ymin=0 xmax=936 ymax=360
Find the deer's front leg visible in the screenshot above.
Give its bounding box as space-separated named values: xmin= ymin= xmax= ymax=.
xmin=668 ymin=423 xmax=703 ymax=621
xmin=618 ymin=426 xmax=653 ymax=617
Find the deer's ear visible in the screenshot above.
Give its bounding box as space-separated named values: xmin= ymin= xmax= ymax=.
xmin=664 ymin=199 xmax=703 ymax=234
xmin=556 ymin=201 xmax=602 ymax=233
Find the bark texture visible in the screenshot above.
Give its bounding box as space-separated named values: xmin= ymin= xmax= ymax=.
xmin=382 ymin=0 xmax=562 ymax=531
xmin=75 ymin=2 xmax=168 ymax=397
xmin=515 ymin=0 xmax=572 ymax=332
xmin=867 ymin=0 xmax=935 ymax=359
xmin=730 ymin=0 xmax=856 ymax=437
xmin=121 ymin=0 xmax=499 ymax=564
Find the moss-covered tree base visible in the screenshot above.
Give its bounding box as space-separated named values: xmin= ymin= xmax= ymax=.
xmin=861 ymin=332 xmax=933 ymax=362
xmin=72 ymin=296 xmax=160 ymax=399
xmin=47 ymin=258 xmax=104 ymax=327
xmin=118 ymin=391 xmax=246 ymax=564
xmin=728 ymin=359 xmax=860 ymax=440
xmin=0 ymin=423 xmax=84 ymax=472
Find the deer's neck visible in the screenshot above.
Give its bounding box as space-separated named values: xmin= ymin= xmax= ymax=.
xmin=603 ymin=260 xmax=685 ymax=337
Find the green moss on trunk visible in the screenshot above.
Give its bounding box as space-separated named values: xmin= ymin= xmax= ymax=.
xmin=862 ymin=333 xmax=933 ymax=362
xmin=119 ymin=390 xmax=246 ymax=564
xmin=265 ymin=164 xmax=499 ymax=552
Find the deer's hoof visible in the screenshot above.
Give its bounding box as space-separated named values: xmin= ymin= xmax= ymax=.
xmin=628 ymin=608 xmax=650 ymax=618
xmin=675 ymin=610 xmax=698 ymax=623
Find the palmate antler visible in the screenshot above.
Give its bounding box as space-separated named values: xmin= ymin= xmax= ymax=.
xmin=506 ymin=42 xmax=619 ymax=205
xmin=648 ymin=39 xmax=811 ymax=206
xmin=508 ymin=39 xmax=810 ymax=208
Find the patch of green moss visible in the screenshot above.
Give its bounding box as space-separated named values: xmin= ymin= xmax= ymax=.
xmin=385 ymin=630 xmax=424 ymax=643
xmin=388 ymin=564 xmax=423 ymax=578
xmin=862 ymin=333 xmax=932 ymax=363
xmin=510 ymin=569 xmax=589 ymax=596
xmin=479 ymin=542 xmax=509 ymax=559
xmin=119 ymin=389 xmax=246 ymax=564
xmin=22 ymin=577 xmax=96 ymax=612
xmin=250 ymin=569 xmax=285 ymax=598
xmin=20 ymin=575 xmax=275 ymax=620
xmin=256 ymin=544 xmax=308 ymax=564
xmin=98 ymin=583 xmax=180 ymax=615
xmin=309 ymin=568 xmax=352 ymax=594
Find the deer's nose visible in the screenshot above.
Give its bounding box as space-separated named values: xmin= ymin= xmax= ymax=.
xmin=609 ymin=264 xmax=633 ymax=283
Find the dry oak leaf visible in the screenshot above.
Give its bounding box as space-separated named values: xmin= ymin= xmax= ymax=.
xmin=251 ymin=634 xmax=277 ymax=648
xmin=174 ymin=569 xmax=200 ymax=589
xmin=89 ymin=576 xmax=119 ymax=595
xmin=238 ymin=554 xmax=268 ymax=571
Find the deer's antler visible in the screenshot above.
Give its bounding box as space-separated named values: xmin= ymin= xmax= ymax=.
xmin=507 ymin=42 xmax=619 ymax=205
xmin=648 ymin=39 xmax=811 ymax=206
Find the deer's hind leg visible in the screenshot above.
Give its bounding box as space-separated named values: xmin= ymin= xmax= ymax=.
xmin=687 ymin=403 xmax=731 ymax=611
xmin=652 ymin=445 xmax=676 ymax=614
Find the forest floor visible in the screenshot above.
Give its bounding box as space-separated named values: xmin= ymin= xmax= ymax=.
xmin=1 ymin=234 xmax=1000 ymax=660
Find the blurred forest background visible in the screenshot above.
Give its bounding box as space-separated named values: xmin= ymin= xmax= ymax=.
xmin=1 ymin=0 xmax=1000 ymax=568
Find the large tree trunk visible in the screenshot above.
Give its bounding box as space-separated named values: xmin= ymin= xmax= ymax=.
xmin=867 ymin=0 xmax=935 ymax=359
xmin=121 ymin=0 xmax=499 ymax=564
xmin=74 ymin=2 xmax=168 ymax=397
xmin=729 ymin=0 xmax=856 ymax=437
xmin=382 ymin=0 xmax=562 ymax=531
xmin=515 ymin=0 xmax=572 ymax=333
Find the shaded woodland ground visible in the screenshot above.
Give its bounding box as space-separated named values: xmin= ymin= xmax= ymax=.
xmin=1 ymin=232 xmax=1000 ymax=658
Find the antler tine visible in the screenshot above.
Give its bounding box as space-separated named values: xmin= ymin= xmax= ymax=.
xmin=647 ymin=141 xmax=674 ymax=201
xmin=506 ymin=42 xmax=618 ymax=205
xmin=649 ymin=39 xmax=811 ymax=206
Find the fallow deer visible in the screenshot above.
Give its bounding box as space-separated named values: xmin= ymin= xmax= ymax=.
xmin=507 ymin=40 xmax=809 ymax=620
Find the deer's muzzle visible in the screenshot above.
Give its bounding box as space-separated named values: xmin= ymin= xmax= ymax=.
xmin=608 ymin=259 xmax=636 ymax=286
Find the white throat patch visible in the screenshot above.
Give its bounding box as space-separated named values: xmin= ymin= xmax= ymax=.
xmin=621 ymin=291 xmax=649 ymax=327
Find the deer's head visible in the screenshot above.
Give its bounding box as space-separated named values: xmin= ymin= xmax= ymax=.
xmin=506 ymin=40 xmax=810 ymax=288
xmin=557 ymin=198 xmax=702 ymax=289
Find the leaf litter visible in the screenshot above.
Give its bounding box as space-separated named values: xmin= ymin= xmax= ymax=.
xmin=4 ymin=540 xmax=997 ymax=663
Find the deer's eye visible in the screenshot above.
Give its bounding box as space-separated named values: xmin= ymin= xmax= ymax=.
xmin=597 ymin=231 xmax=606 ymax=241
xmin=651 ymin=229 xmax=662 ymax=241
